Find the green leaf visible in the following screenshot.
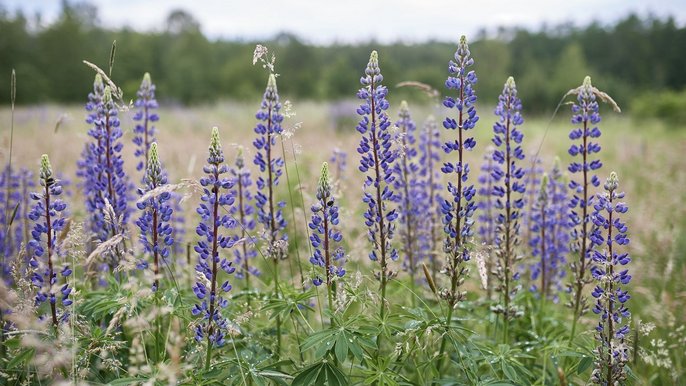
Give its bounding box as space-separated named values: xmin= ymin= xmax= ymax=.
xmin=335 ymin=332 xmax=348 ymax=363
xmin=577 ymin=356 xmax=593 ymax=375
xmin=301 ymin=328 xmax=337 ymax=352
xmin=501 ymin=362 xmax=519 ymax=382
xmin=292 ymin=363 xmax=324 ymax=386
xmin=7 ymin=348 xmax=34 ymax=369
xmin=292 ymin=362 xmax=348 ymax=386
xmin=348 ymin=336 xmax=364 ymax=361
xmin=325 ymin=362 xmax=348 ymax=386
xmin=107 ymin=377 xmax=147 ymax=385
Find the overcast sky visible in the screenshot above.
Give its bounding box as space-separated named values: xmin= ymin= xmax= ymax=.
xmin=4 ymin=0 xmax=685 ymax=44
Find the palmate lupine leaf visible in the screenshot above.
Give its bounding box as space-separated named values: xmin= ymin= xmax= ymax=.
xmin=300 ymin=320 xmax=376 ymax=362
xmin=292 ymin=361 xmax=348 ymax=386
xmin=261 ymin=287 xmax=316 ymax=320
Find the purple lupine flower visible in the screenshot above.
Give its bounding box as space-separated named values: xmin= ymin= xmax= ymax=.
xmin=417 ymin=116 xmax=443 ymax=282
xmin=440 ymin=36 xmax=479 ymax=309
xmin=477 ymin=146 xmax=497 ymax=298
xmin=0 ymin=166 xmax=25 ymax=282
xmin=308 ymin=162 xmax=345 ymax=291
xmin=589 ymin=172 xmax=631 ymax=385
xmin=18 ymin=168 xmax=37 ymax=268
xmin=77 ymin=80 xmax=131 ymax=271
xmin=135 ymin=143 xmax=173 ymax=292
xmin=192 ymin=127 xmax=238 ymax=352
xmin=392 ymin=101 xmax=424 ymax=287
xmin=567 ymin=76 xmax=604 ymax=337
xmin=522 ymin=155 xmax=543 ymax=247
xmin=490 ymin=77 xmax=526 ymax=331
xmin=329 ymin=147 xmax=347 ymax=183
xmin=356 ymin=51 xmax=399 ymax=318
xmin=253 ymin=74 xmax=288 ymax=264
xmin=132 ymin=73 xmax=160 ymax=175
xmin=77 ymin=74 xmax=105 ymax=240
xmin=28 ymin=155 xmax=72 ymax=326
xmin=529 ymin=158 xmax=570 ymax=302
xmin=170 ymin=194 xmax=186 ymax=258
xmin=229 ymin=149 xmax=259 ymax=284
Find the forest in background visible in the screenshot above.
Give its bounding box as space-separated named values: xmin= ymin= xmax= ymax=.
xmin=1 ymin=1 xmax=685 ymax=117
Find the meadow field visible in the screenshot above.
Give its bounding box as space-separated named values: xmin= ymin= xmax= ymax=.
xmin=1 ymin=86 xmax=685 ymax=385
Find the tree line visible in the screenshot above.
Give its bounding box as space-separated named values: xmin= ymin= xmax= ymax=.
xmin=1 ymin=2 xmax=685 ymax=113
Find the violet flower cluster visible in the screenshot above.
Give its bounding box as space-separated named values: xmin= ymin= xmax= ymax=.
xmin=476 ymin=146 xmax=497 ymax=297
xmin=0 ymin=166 xmax=28 ymax=282
xmin=356 ymin=50 xmax=399 ymax=280
xmin=192 ymin=127 xmax=238 ymax=347
xmin=308 ymin=162 xmax=345 ymax=287
xmin=567 ymin=76 xmax=603 ymax=321
xmin=132 ymin=73 xmax=160 ymax=174
xmin=77 ymin=77 xmax=131 ymax=265
xmin=477 ymin=146 xmax=497 ymax=248
xmin=392 ymin=101 xmax=424 ymax=279
xmin=589 ymin=172 xmax=631 ymax=385
xmin=135 ymin=143 xmax=173 ymax=292
xmin=28 ymin=155 xmax=72 ymax=326
xmin=417 ymin=117 xmax=443 ymax=277
xmin=528 ymin=159 xmax=570 ymax=302
xmin=253 ymin=74 xmax=288 ymax=260
xmin=170 ymin=195 xmax=186 ymax=259
xmin=329 ymin=147 xmax=348 ymax=183
xmin=77 ymin=74 xmax=105 ymax=236
xmin=523 ymin=155 xmax=543 ymax=247
xmin=490 ymin=76 xmax=526 ymax=322
xmin=229 ymin=149 xmax=258 ymax=281
xmin=440 ymin=36 xmax=478 ymax=307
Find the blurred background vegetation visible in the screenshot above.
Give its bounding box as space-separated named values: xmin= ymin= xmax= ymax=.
xmin=1 ymin=1 xmax=685 ymax=121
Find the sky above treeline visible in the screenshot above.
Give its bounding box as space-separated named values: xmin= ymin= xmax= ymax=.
xmin=4 ymin=0 xmax=685 ymax=44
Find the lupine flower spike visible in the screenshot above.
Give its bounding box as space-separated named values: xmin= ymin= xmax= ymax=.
xmin=19 ymin=168 xmax=36 ymax=263
xmin=192 ymin=127 xmax=239 ymax=370
xmin=170 ymin=196 xmax=186 ymax=258
xmin=567 ymin=76 xmax=604 ymax=340
xmin=477 ymin=146 xmax=497 ymax=299
xmin=417 ymin=116 xmax=443 ymax=282
xmin=253 ymin=74 xmax=288 ymax=276
xmin=0 ymin=167 xmax=25 ymax=282
xmin=329 ymin=147 xmax=347 ymax=186
xmin=132 ymin=72 xmax=160 ymax=175
xmin=135 ymin=143 xmax=173 ymax=291
xmin=437 ymin=37 xmax=479 ymax=365
xmin=78 ymin=82 xmax=131 ymax=274
xmin=229 ymin=148 xmax=258 ymax=304
xmin=28 ymin=155 xmax=72 ymax=328
xmin=490 ymin=76 xmax=526 ymax=342
xmin=253 ymin=73 xmax=288 ymax=356
xmin=529 ymin=173 xmax=552 ymax=298
xmin=440 ymin=35 xmax=479 ymax=304
xmin=392 ymin=101 xmax=423 ymax=302
xmin=590 ymin=172 xmax=631 ymax=385
xmin=356 ymin=50 xmax=399 ymax=326
xmin=308 ymin=162 xmax=345 ymax=320
xmin=523 ymin=155 xmax=543 ymax=247
xmin=529 ymin=158 xmax=570 ymax=302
